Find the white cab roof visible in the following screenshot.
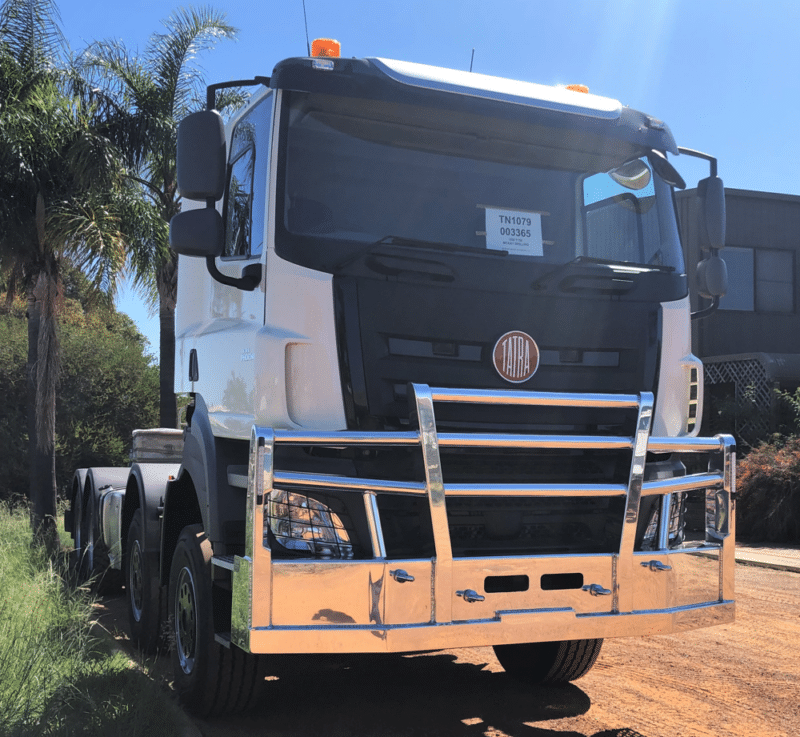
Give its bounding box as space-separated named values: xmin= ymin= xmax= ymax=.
xmin=369 ymin=58 xmax=622 ymax=120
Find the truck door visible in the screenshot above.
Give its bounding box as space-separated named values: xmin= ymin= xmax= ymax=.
xmin=190 ymin=92 xmax=274 ymax=438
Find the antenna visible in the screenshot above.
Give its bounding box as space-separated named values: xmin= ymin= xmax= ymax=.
xmin=469 ymin=48 xmax=475 ymax=72
xmin=302 ymin=0 xmax=311 ymax=56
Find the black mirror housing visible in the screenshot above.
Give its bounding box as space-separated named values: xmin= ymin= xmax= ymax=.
xmin=698 ymin=175 xmax=726 ymax=250
xmin=177 ymin=110 xmax=226 ymax=201
xmin=696 ymin=254 xmax=728 ymax=298
xmin=170 ymin=208 xmax=224 ymax=257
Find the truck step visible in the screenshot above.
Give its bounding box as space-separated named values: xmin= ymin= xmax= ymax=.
xmin=227 ymin=465 xmax=248 ymax=489
xmin=211 ymin=555 xmax=236 ymax=571
xmin=215 ymin=632 xmax=232 ymax=648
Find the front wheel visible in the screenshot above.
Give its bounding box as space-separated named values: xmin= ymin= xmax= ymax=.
xmin=168 ymin=525 xmax=266 ymax=716
xmin=493 ymin=639 xmax=603 ymax=684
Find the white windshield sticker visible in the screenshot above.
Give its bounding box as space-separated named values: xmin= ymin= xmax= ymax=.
xmin=482 ymin=207 xmax=544 ymax=256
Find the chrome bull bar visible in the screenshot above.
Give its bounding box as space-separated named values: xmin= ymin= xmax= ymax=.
xmin=230 ymin=385 xmax=735 ymax=653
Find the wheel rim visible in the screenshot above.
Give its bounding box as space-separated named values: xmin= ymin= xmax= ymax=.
xmin=129 ymin=539 xmax=144 ymax=622
xmin=174 ymin=566 xmax=197 ymax=675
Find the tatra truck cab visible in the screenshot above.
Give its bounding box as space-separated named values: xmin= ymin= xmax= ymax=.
xmin=69 ymin=44 xmax=734 ymax=716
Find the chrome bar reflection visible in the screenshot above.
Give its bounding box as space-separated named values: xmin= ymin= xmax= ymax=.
xmin=409 ymin=383 xmax=453 ymax=624
xmin=642 ymin=472 xmax=724 ymax=497
xmin=274 ymin=430 xmax=418 ymax=446
xmin=429 ymin=387 xmax=641 ymax=409
xmin=647 ymin=435 xmax=727 ymax=453
xmin=656 ymin=493 xmax=673 ymax=551
xmin=617 ymin=392 xmax=654 ymax=612
xmin=437 ymin=433 xmax=632 ymax=450
xmin=445 ymin=483 xmax=626 ymax=498
xmin=363 ymin=491 xmax=387 ymax=559
xmin=720 ymin=435 xmax=736 ymax=602
xmin=272 ymin=471 xmax=427 ymax=495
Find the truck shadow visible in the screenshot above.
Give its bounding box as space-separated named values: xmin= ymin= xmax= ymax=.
xmin=197 ymin=651 xmax=646 ymax=737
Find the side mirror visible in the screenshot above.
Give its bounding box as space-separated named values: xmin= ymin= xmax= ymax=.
xmin=698 ymin=175 xmax=726 ymax=250
xmin=170 ymin=208 xmax=223 ymax=257
xmin=177 ymin=110 xmax=226 ymax=201
xmin=696 ymin=254 xmax=727 ymax=298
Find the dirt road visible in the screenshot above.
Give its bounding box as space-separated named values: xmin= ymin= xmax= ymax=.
xmin=96 ymin=557 xmax=799 ymax=737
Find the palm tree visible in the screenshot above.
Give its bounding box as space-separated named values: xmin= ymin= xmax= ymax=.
xmin=81 ymin=7 xmax=242 ymax=428
xmin=0 ymin=0 xmax=140 ymax=537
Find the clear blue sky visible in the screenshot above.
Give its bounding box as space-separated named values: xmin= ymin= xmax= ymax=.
xmin=55 ymin=0 xmax=800 ymax=353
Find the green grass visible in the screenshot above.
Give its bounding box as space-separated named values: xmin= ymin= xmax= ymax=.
xmin=0 ymin=505 xmax=186 ymax=737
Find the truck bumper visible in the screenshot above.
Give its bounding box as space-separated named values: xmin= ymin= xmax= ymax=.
xmin=230 ymin=550 xmax=733 ymax=654
xmin=227 ymin=385 xmax=735 ymax=654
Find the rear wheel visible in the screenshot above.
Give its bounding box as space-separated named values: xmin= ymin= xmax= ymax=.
xmin=125 ymin=509 xmax=162 ymax=652
xmin=493 ymin=639 xmax=603 ymax=684
xmin=72 ymin=486 xmax=121 ymax=592
xmin=169 ymin=524 xmax=266 ymax=716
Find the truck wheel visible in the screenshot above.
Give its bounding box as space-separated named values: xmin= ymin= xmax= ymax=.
xmin=169 ymin=524 xmax=267 ymax=716
xmin=125 ymin=509 xmax=162 ymax=652
xmin=493 ymin=639 xmax=603 ymax=684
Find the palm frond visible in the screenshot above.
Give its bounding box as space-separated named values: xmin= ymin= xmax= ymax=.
xmin=147 ymin=5 xmax=237 ymax=120
xmin=0 ymin=0 xmax=66 ymax=73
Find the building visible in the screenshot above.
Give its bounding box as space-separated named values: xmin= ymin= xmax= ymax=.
xmin=677 ymin=188 xmax=800 ymax=441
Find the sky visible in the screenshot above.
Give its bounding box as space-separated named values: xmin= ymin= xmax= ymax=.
xmin=53 ymin=0 xmax=800 ymax=354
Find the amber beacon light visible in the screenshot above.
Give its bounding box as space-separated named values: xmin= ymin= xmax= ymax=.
xmin=311 ymin=38 xmax=341 ymax=57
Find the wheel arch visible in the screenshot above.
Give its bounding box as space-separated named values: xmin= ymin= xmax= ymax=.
xmin=122 ymin=462 xmax=181 ymax=582
xmin=160 ymin=469 xmax=204 ymax=586
xmin=83 ymin=467 xmax=131 ymax=542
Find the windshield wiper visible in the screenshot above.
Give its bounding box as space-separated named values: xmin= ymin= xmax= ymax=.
xmin=334 ymin=235 xmax=506 ymax=271
xmin=532 ymin=256 xmax=674 ymax=291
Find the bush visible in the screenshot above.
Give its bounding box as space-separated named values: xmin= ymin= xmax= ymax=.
xmin=736 ymin=436 xmax=800 ymax=543
xmin=0 ymin=297 xmax=158 ymax=501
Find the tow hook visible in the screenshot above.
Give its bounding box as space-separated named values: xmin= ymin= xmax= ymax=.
xmin=390 ymin=569 xmax=415 ymax=583
xmin=582 ymin=583 xmax=612 ymax=596
xmin=641 ymin=560 xmax=672 ymax=572
xmin=456 ymin=589 xmax=485 ymax=603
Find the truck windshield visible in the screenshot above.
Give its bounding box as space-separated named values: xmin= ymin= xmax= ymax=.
xmin=276 ymin=91 xmax=684 ymax=276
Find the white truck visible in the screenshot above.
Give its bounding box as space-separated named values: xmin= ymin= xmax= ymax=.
xmin=67 ymin=43 xmax=735 ymax=716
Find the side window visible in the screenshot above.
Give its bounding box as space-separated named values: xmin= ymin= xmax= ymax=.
xmin=223 ymin=94 xmax=272 ymax=258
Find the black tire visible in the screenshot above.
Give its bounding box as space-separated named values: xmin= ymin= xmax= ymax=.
xmin=75 ymin=487 xmax=122 ymax=593
xmin=126 ymin=509 xmax=163 ymax=652
xmin=493 ymin=638 xmax=603 ymax=684
xmin=169 ymin=524 xmax=266 ymax=717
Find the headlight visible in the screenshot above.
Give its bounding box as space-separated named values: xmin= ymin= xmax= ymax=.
xmin=265 ymin=490 xmax=354 ymax=559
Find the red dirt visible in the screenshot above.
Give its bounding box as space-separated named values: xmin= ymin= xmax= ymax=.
xmin=94 ymin=558 xmax=800 ymax=737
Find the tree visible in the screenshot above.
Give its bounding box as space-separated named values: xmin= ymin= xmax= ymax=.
xmin=81 ymin=7 xmax=242 ymax=429
xmin=0 ymin=287 xmax=159 ymax=502
xmin=0 ymin=0 xmax=138 ymax=536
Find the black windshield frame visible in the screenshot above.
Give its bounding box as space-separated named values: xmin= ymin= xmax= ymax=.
xmin=274 ymin=87 xmax=687 ymax=300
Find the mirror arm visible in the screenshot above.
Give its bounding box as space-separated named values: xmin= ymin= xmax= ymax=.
xmin=691 ymin=294 xmax=720 ymax=320
xmin=206 ymin=77 xmax=270 ymax=110
xmin=677 ymin=147 xmax=718 ymax=178
xmin=205 ymin=257 xmax=262 ymax=291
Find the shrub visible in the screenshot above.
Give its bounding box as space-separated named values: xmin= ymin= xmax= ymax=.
xmin=736 ymin=436 xmax=800 ymax=543
xmin=0 ymin=297 xmax=158 ymax=501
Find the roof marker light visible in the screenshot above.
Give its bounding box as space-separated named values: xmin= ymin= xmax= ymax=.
xmin=311 ymin=38 xmax=341 ymax=58
xmin=566 ymin=84 xmax=589 ymax=94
